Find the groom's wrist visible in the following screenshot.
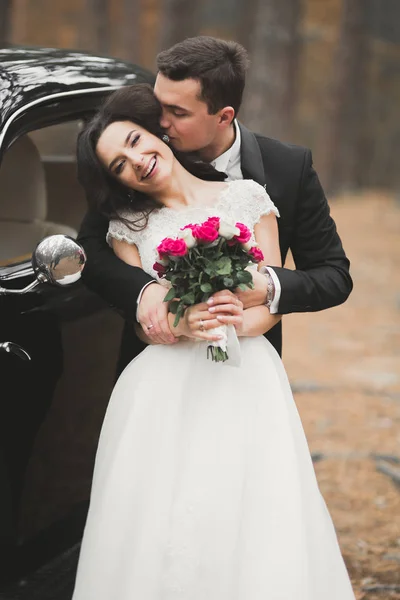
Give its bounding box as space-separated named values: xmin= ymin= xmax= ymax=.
xmin=259 ymin=267 xmax=280 ymax=314
xmin=136 ymin=280 xmax=158 ymax=322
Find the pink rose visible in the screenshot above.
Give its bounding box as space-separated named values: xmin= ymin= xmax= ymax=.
xmin=153 ymin=261 xmax=168 ymax=276
xmin=205 ymin=216 xmax=220 ymax=230
xmin=157 ymin=237 xmax=188 ymax=258
xmin=234 ymin=222 xmax=251 ymax=244
xmin=193 ymin=223 xmax=219 ymax=244
xmin=248 ymin=246 xmax=264 ymax=262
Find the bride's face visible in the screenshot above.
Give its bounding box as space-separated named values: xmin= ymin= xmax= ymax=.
xmin=96 ymin=120 xmax=174 ymax=193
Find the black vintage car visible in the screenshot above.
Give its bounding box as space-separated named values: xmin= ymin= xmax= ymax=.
xmin=0 ymin=46 xmax=154 ymax=587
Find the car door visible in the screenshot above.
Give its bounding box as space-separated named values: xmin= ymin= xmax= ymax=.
xmin=0 ymin=118 xmax=124 ymax=582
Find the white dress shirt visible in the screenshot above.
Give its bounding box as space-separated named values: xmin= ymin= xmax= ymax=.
xmin=210 ymin=119 xmax=243 ymax=181
xmin=136 ymin=120 xmax=281 ymax=320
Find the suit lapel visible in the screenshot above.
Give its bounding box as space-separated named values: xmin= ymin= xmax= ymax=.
xmin=238 ymin=123 xmax=285 ymax=252
xmin=238 ymin=122 xmax=265 ymax=187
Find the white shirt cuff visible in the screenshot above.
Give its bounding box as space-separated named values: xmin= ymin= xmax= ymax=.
xmin=265 ymin=267 xmax=281 ymax=314
xmin=136 ymin=281 xmax=157 ymax=322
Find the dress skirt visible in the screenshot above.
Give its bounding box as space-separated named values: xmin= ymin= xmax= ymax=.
xmin=72 ymin=336 xmax=355 ymax=600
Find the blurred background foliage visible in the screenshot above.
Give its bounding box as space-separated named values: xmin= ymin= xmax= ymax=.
xmin=1 ymin=6 xmax=399 ymax=596
xmin=1 ymin=0 xmax=399 ymax=195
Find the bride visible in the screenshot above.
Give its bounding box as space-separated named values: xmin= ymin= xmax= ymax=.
xmin=72 ymin=84 xmax=355 ymax=599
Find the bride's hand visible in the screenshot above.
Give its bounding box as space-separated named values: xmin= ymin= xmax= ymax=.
xmin=173 ymin=291 xmax=243 ymax=340
xmin=176 ymin=303 xmax=224 ymax=341
xmin=207 ymin=290 xmax=244 ymax=331
xmin=176 ymin=292 xmax=240 ymax=340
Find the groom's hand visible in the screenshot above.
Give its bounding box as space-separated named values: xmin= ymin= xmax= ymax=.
xmin=138 ymin=283 xmax=178 ymax=344
xmin=235 ymin=270 xmax=269 ymax=309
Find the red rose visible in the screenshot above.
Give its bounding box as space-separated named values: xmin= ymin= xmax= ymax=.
xmin=205 ymin=216 xmax=220 ymax=230
xmin=193 ymin=223 xmax=219 ymax=243
xmin=153 ymin=261 xmax=168 ymax=276
xmin=157 ymin=238 xmax=172 ymax=257
xmin=234 ymin=222 xmax=251 ymax=244
xmin=248 ymin=246 xmax=264 ymax=262
xmin=157 ymin=237 xmax=188 ymax=258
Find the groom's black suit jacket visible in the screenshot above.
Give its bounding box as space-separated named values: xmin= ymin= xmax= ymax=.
xmin=78 ymin=124 xmax=353 ymax=374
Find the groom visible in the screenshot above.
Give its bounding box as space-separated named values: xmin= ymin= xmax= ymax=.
xmin=78 ymin=36 xmax=352 ymax=372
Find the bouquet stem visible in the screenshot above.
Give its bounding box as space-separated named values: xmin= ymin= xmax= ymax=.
xmin=206 ymin=324 xmax=229 ymax=363
xmin=207 ymin=345 xmax=229 ymax=362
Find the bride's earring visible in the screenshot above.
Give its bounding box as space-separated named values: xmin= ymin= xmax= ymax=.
xmin=161 ymin=134 xmax=170 ymax=143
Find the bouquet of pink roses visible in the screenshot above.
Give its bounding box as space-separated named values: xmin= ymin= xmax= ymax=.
xmin=153 ymin=216 xmax=264 ymax=363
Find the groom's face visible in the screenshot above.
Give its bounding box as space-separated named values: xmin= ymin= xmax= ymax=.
xmin=154 ymin=73 xmax=222 ymax=155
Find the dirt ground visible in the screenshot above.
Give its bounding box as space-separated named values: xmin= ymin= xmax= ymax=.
xmin=282 ymin=191 xmax=400 ymax=598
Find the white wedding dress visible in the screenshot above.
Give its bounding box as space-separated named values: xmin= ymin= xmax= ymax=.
xmin=72 ymin=180 xmax=355 ymax=599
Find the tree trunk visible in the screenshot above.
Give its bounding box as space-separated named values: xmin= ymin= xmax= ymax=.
xmin=236 ymin=0 xmax=259 ymax=53
xmin=158 ymin=0 xmax=200 ymax=52
xmin=242 ymin=0 xmax=303 ymax=142
xmin=0 ymin=0 xmax=12 ymax=44
xmin=80 ymin=0 xmax=110 ymax=55
xmin=318 ymin=0 xmax=370 ymax=194
xmin=120 ymin=0 xmax=140 ymax=63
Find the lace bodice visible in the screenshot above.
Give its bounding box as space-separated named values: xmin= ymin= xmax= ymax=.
xmin=107 ymin=179 xmax=279 ymax=281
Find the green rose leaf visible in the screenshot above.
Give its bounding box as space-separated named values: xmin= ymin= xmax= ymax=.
xmin=173 ymin=303 xmax=185 ymax=327
xmin=237 ymin=270 xmax=253 ymax=283
xmin=215 ymin=256 xmax=232 ymax=276
xmin=169 ymin=300 xmax=179 ymax=314
xmin=223 ymin=277 xmax=234 ymax=288
xmin=164 ymin=287 xmax=176 ymax=302
xmin=200 ymin=282 xmax=213 ymax=293
xmin=181 ymin=292 xmax=196 ymax=305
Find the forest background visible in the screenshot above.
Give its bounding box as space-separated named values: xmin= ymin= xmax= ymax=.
xmin=1 ymin=1 xmax=400 ymax=598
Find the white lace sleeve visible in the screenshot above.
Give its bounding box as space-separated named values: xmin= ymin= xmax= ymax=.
xmin=240 ymin=180 xmax=280 ymax=229
xmin=106 ymin=211 xmax=146 ymax=247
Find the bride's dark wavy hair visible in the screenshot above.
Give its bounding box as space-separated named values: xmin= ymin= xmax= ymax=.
xmin=77 ymin=83 xmax=226 ymax=230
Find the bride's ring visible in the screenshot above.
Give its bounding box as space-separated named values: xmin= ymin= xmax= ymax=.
xmin=199 ymin=319 xmax=205 ymax=332
xmin=147 ymin=324 xmax=154 ymax=330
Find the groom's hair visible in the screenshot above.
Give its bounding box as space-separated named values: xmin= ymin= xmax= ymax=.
xmin=156 ymin=36 xmax=249 ymax=116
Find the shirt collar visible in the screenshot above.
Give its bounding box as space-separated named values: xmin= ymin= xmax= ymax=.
xmin=211 ymin=119 xmax=241 ymax=173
